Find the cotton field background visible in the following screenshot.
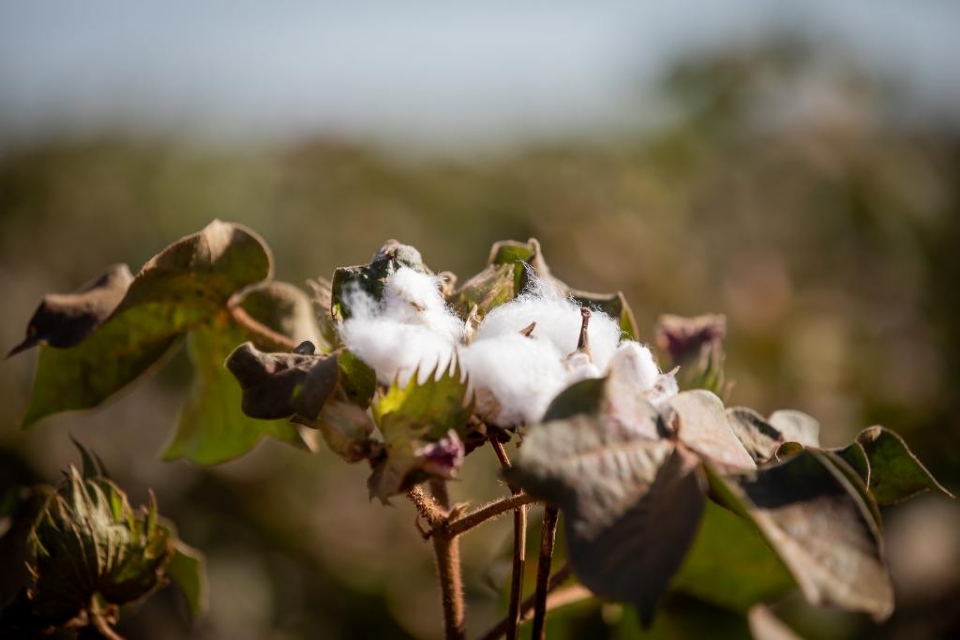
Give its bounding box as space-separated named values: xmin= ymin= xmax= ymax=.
xmin=2 ymin=4 xmax=960 ymax=639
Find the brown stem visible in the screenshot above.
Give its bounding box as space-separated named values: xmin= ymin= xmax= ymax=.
xmin=531 ymin=505 xmax=560 ymax=640
xmin=433 ymin=532 xmax=466 ymax=640
xmin=476 ymin=564 xmax=575 ymax=640
xmin=408 ymin=484 xmax=447 ymax=529
xmin=447 ymin=493 xmax=539 ymax=537
xmin=489 ymin=438 xmax=526 ymax=640
xmin=227 ymin=303 xmax=298 ymax=351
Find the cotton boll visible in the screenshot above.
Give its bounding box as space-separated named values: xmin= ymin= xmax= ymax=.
xmin=566 ymin=351 xmax=603 ymax=385
xmin=607 ymin=341 xmax=660 ymax=392
xmin=340 ymin=315 xmax=457 ymax=386
xmin=459 ymin=334 xmax=569 ymax=427
xmin=476 ymin=278 xmax=621 ymax=367
xmin=382 ymin=267 xmax=464 ymax=341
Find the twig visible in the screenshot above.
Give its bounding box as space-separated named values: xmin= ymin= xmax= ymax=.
xmin=489 ymin=438 xmax=526 ymax=640
xmin=227 ymin=303 xmax=298 ymax=351
xmin=531 ymin=505 xmax=560 ymax=640
xmin=408 ymin=484 xmax=447 ymax=529
xmin=447 ymin=493 xmax=540 ymax=537
xmin=476 ymin=564 xmax=576 ymax=640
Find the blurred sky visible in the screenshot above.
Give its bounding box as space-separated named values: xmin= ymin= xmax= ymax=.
xmin=2 ymin=1 xmax=959 ymax=151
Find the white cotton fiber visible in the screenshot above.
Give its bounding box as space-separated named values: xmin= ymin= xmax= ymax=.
xmin=607 ymin=341 xmax=661 ymax=392
xmin=475 ymin=278 xmax=622 ymax=368
xmin=458 ymin=334 xmax=570 ymax=427
xmin=381 ymin=267 xmax=464 ymax=341
xmin=338 ymin=267 xmax=464 ymax=386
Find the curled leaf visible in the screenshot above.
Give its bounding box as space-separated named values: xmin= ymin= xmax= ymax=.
xmin=226 ymin=342 xmax=340 ymax=421
xmin=8 ymin=264 xmax=133 ymax=357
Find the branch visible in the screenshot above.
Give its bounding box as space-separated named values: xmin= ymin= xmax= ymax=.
xmin=489 ymin=438 xmax=526 ymax=640
xmin=531 ymin=505 xmax=560 ymax=640
xmin=447 ymin=493 xmax=540 ymax=537
xmin=476 ymin=564 xmax=579 ymax=640
xmin=408 ymin=484 xmax=447 ymax=529
xmin=227 ymin=303 xmax=298 ymax=351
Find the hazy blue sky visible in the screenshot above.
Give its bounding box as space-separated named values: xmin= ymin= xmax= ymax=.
xmin=2 ymin=1 xmax=958 ymax=150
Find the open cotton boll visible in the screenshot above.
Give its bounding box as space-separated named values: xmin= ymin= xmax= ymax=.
xmin=338 ymin=268 xmax=464 ymax=386
xmin=607 ymin=341 xmax=661 ymax=392
xmin=340 ymin=316 xmax=457 ymax=386
xmin=476 ymin=279 xmax=622 ymax=368
xmin=381 ymin=267 xmax=464 ymax=341
xmin=459 ymin=334 xmax=569 ymax=427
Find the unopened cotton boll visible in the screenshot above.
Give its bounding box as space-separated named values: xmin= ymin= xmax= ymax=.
xmin=607 ymin=341 xmax=661 ymax=392
xmin=475 ymin=278 xmax=621 ymax=368
xmin=458 ymin=334 xmax=570 ymax=427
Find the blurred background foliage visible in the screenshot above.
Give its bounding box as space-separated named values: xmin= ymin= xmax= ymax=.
xmin=2 ymin=16 xmax=960 ymax=640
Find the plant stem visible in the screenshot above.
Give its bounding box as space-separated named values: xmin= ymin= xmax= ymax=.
xmin=447 ymin=493 xmax=539 ymax=537
xmin=227 ymin=303 xmax=298 ymax=351
xmin=531 ymin=505 xmax=560 ymax=640
xmin=432 ymin=531 xmax=466 ymax=640
xmin=408 ymin=484 xmax=447 ymax=529
xmin=411 ymin=480 xmax=465 ymax=640
xmin=489 ymin=438 xmax=526 ymax=640
xmin=476 ymin=564 xmax=575 ymax=640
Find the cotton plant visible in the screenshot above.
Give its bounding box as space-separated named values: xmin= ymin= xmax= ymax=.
xmin=339 ymin=263 xmax=675 ymax=429
xmin=9 ymin=223 xmax=952 ymax=640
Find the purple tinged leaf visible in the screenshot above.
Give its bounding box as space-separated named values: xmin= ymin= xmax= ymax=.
xmin=413 ymin=431 xmax=465 ymax=478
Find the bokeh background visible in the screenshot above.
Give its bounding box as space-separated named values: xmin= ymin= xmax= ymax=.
xmin=2 ymin=2 xmax=959 ymax=638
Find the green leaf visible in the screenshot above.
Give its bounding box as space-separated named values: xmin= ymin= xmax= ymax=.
xmin=165 ymin=540 xmax=207 ymax=620
xmin=667 ymin=391 xmax=755 ymax=471
xmin=8 ymin=264 xmax=133 ymax=356
xmin=164 ymin=319 xmax=309 ymax=465
xmin=22 ymin=331 xmax=183 ymax=428
xmin=450 ymin=263 xmax=516 ymax=319
xmin=367 ymin=363 xmax=470 ymax=500
xmin=238 ymin=281 xmax=329 ymax=353
xmin=20 ymin=220 xmax=273 ymax=428
xmin=669 ymin=500 xmax=795 ymax=613
xmin=706 ymin=450 xmax=894 ymax=621
xmin=855 ymin=426 xmax=954 ymax=504
xmin=331 ymin=239 xmax=429 ymax=321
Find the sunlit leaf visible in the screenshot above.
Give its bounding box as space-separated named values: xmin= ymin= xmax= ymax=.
xmin=367 ymin=363 xmax=470 ymax=501
xmin=706 ymin=450 xmax=894 ymax=621
xmin=19 ymin=220 xmax=273 ymax=428
xmin=668 ymin=391 xmax=755 ymax=471
xmin=164 ymin=319 xmax=309 ymax=466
